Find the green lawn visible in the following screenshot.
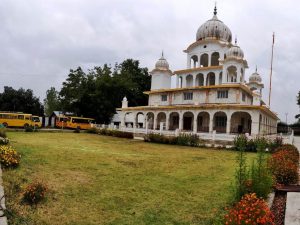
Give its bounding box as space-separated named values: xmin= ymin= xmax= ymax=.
xmin=3 ymin=132 xmax=253 ymax=225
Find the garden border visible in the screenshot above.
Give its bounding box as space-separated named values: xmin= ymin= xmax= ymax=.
xmin=0 ymin=166 xmax=7 ymax=225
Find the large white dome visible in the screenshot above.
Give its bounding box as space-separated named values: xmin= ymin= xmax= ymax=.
xmin=196 ymin=7 xmax=232 ymax=43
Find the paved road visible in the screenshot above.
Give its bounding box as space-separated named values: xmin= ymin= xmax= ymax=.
xmin=284 ymin=136 xmax=300 ymax=225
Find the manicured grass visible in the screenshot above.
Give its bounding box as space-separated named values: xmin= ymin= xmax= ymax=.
xmin=3 ymin=132 xmax=254 ymax=225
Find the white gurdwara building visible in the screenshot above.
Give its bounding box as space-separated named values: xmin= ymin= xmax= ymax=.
xmin=119 ymin=7 xmax=278 ymax=137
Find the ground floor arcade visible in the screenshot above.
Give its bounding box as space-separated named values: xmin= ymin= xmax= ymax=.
xmin=119 ymin=107 xmax=278 ymax=136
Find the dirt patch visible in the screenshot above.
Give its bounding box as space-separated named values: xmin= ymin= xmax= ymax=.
xmin=271 ymin=191 xmax=286 ymax=225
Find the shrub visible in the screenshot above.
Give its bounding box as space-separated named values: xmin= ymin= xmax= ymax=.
xmin=274 ymin=144 xmax=299 ymax=163
xmin=0 ymin=128 xmax=7 ymax=138
xmin=234 ymin=135 xmax=248 ymax=200
xmin=0 ymin=137 xmax=9 ymax=145
xmin=86 ymin=127 xmax=99 ymax=134
xmin=268 ymin=150 xmax=299 ymax=185
xmin=224 ymin=193 xmax=274 ymax=225
xmin=0 ymin=145 xmax=21 ymax=168
xmin=177 ymin=133 xmax=200 ymax=147
xmin=23 ymin=181 xmax=48 ymax=205
xmin=268 ymin=137 xmax=283 ymax=153
xmin=98 ymin=129 xmax=133 ymax=139
xmin=249 ymin=139 xmax=274 ymax=199
xmin=144 ymin=133 xmax=200 ymax=147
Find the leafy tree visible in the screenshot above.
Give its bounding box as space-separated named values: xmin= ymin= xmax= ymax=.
xmin=296 ymin=91 xmax=300 ymax=122
xmin=58 ymin=59 xmax=151 ymax=123
xmin=44 ymin=87 xmax=61 ymax=116
xmin=0 ymin=86 xmax=44 ymax=115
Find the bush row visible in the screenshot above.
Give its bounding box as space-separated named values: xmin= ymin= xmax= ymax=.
xmin=233 ymin=135 xmax=282 ymax=152
xmin=144 ymin=133 xmax=200 ymax=147
xmin=85 ymin=127 xmax=134 ymax=139
xmin=268 ymin=144 xmax=299 ymax=185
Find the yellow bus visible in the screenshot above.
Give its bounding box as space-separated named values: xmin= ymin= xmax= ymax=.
xmin=0 ymin=112 xmax=32 ymax=128
xmin=32 ymin=115 xmax=42 ymax=128
xmin=55 ymin=116 xmax=68 ymax=128
xmin=65 ymin=117 xmax=95 ymax=130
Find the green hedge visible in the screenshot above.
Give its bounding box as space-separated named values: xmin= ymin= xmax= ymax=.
xmin=98 ymin=128 xmax=133 ymax=139
xmin=144 ymin=133 xmax=200 ymax=147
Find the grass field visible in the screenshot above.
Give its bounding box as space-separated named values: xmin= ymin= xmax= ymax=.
xmin=3 ymin=132 xmax=254 ymax=225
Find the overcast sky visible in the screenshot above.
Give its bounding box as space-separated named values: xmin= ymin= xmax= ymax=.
xmin=0 ymin=0 xmax=299 ymax=122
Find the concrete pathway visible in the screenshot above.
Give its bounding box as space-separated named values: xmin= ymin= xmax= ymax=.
xmin=0 ymin=168 xmax=7 ymax=225
xmin=284 ymin=136 xmax=300 ymax=225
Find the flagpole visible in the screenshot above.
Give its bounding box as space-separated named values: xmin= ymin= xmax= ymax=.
xmin=268 ymin=32 xmax=275 ymax=107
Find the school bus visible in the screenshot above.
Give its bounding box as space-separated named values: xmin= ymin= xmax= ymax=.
xmin=55 ymin=116 xmax=68 ymax=128
xmin=65 ymin=117 xmax=95 ymax=130
xmin=32 ymin=116 xmax=42 ymax=128
xmin=0 ymin=112 xmax=32 ymax=128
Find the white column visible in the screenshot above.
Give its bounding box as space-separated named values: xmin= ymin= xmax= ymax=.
xmin=187 ymin=55 xmax=191 ymax=69
xmin=120 ymin=112 xmax=125 ymax=128
xmin=226 ymin=119 xmax=231 ymax=134
xmin=179 ymin=114 xmax=183 ymax=131
xmin=208 ymin=54 xmax=211 ymax=66
xmin=204 ymin=73 xmax=207 ymax=86
xmin=193 ymin=75 xmax=196 ymax=87
xmin=209 ymin=118 xmax=213 ymax=133
xmin=193 ymin=117 xmax=197 ymax=133
xmin=216 ymin=73 xmax=219 ymax=85
xmin=166 ymin=114 xmax=170 ymax=130
xmin=153 ymin=114 xmax=157 ymax=130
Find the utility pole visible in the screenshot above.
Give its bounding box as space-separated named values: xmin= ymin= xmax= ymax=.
xmin=268 ymin=33 xmax=275 ymax=107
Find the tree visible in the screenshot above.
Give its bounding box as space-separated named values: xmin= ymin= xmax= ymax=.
xmin=44 ymin=87 xmax=60 ymax=116
xmin=0 ymin=86 xmax=44 ymax=115
xmin=58 ymin=59 xmax=151 ymax=124
xmin=296 ymin=91 xmax=300 ymax=122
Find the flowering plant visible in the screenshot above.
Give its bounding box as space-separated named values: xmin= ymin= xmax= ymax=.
xmin=23 ymin=181 xmax=48 ymax=204
xmin=224 ymin=193 xmax=274 ymax=225
xmin=268 ymin=149 xmax=299 ymax=185
xmin=0 ymin=145 xmax=20 ymax=168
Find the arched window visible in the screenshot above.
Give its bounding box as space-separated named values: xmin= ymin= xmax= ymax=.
xmin=186 ymin=75 xmax=193 ymax=87
xmin=196 ymin=73 xmax=204 ymax=86
xmin=227 ymin=65 xmax=237 ymax=83
xmin=206 ymin=72 xmax=215 ymax=86
xmin=191 ymin=55 xmax=198 ymax=68
xmin=200 ymin=54 xmax=208 ymax=67
xmin=211 ymin=52 xmax=220 ymax=66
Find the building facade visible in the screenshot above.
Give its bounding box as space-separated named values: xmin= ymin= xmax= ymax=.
xmin=119 ymin=7 xmax=278 ymax=137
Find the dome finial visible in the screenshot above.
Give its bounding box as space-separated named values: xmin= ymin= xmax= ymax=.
xmin=235 ymin=36 xmax=237 ymax=45
xmin=214 ymin=2 xmax=217 ymax=15
xmin=161 ymin=50 xmax=164 ymax=58
xmin=256 ymin=65 xmax=258 ymax=73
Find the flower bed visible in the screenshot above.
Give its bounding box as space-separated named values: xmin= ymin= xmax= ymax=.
xmin=0 ymin=145 xmax=20 ymax=168
xmin=224 ymin=193 xmax=274 ymax=225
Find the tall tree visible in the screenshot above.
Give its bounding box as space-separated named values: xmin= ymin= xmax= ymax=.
xmin=58 ymin=59 xmax=151 ymax=123
xmin=44 ymin=87 xmax=60 ymax=116
xmin=0 ymin=86 xmax=44 ymax=115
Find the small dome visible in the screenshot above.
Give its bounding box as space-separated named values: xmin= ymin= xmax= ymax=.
xmin=249 ymin=70 xmax=262 ymax=83
xmin=155 ymin=53 xmax=169 ymax=70
xmin=196 ymin=6 xmax=232 ymax=42
xmin=226 ymin=44 xmax=244 ymax=59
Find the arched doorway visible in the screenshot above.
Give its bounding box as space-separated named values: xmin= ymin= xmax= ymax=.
xmin=197 ymin=112 xmax=210 ymax=132
xmin=157 ymin=112 xmax=167 ymax=130
xmin=200 ymin=53 xmax=208 ymax=67
xmin=186 ymin=74 xmax=193 ymax=87
xmin=230 ymin=112 xmax=252 ymax=134
xmin=213 ymin=111 xmax=227 ymax=133
xmin=191 ymin=55 xmax=198 ymax=68
xmin=196 ymin=73 xmax=204 ymax=86
xmin=135 ymin=112 xmax=145 ymax=128
xmin=183 ymin=112 xmax=194 ymax=131
xmin=211 ymin=52 xmax=220 ymax=66
xmin=206 ymin=72 xmax=215 ymax=86
xmin=169 ymin=112 xmax=180 ymax=130
xmin=146 ymin=112 xmax=155 ymax=130
xmin=227 ymin=65 xmax=237 ymax=83
xmin=125 ymin=112 xmax=134 ymax=128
